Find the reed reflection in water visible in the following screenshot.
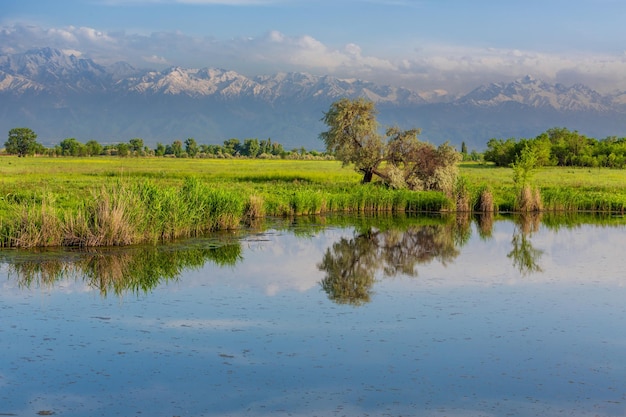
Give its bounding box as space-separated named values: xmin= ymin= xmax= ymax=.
xmin=1 ymin=213 xmax=626 ymax=417
xmin=2 ymin=237 xmax=242 ymax=296
xmin=4 ymin=213 xmax=556 ymax=304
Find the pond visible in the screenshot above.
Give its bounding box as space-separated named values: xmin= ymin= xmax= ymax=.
xmin=1 ymin=214 xmax=625 ymax=417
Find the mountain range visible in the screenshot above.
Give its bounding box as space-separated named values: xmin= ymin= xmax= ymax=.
xmin=2 ymin=47 xmax=626 ymax=150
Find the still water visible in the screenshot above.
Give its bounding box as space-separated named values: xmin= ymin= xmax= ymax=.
xmin=1 ymin=214 xmax=625 ymax=417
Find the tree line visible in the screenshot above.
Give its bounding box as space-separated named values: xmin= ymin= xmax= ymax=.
xmin=2 ymin=128 xmax=329 ymax=160
xmin=484 ymin=127 xmax=626 ymax=168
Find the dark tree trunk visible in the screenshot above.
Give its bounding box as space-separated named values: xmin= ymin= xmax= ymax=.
xmin=362 ymin=169 xmax=374 ymax=183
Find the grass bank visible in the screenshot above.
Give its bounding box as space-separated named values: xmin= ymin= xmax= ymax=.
xmin=1 ymin=157 xmax=626 ymax=247
xmin=458 ymin=162 xmax=626 ymax=212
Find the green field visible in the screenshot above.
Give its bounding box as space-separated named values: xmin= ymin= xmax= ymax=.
xmin=1 ymin=156 xmax=626 ymax=247
xmin=459 ymin=162 xmax=626 ymax=212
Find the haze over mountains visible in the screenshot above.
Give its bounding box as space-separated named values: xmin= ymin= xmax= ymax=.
xmin=2 ymin=47 xmax=626 ymax=151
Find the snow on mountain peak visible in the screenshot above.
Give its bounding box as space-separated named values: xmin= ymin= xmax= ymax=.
xmin=0 ymin=48 xmax=622 ymax=114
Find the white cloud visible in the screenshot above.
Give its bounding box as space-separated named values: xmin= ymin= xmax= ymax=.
xmin=142 ymin=54 xmax=169 ymax=64
xmin=62 ymin=49 xmax=83 ymax=57
xmin=2 ymin=23 xmax=626 ymax=94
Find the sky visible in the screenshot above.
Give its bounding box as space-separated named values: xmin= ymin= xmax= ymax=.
xmin=2 ymin=0 xmax=626 ymax=94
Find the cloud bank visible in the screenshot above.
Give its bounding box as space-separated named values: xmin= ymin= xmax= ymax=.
xmin=2 ymin=23 xmax=626 ymax=94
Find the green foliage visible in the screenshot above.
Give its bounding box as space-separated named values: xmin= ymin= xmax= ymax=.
xmin=5 ymin=127 xmax=40 ymax=157
xmin=129 ymin=138 xmax=144 ymax=153
xmin=155 ymin=142 xmax=166 ymax=157
xmin=320 ymin=99 xmax=461 ymax=189
xmin=242 ymin=138 xmax=261 ymax=158
xmin=320 ymin=97 xmax=384 ymax=183
xmin=483 ymin=137 xmax=518 ymax=167
xmin=511 ymin=144 xmax=539 ymax=187
xmin=85 ymin=140 xmax=103 ymax=156
xmin=1 ymin=239 xmax=242 ymax=296
xmin=318 ymin=221 xmax=462 ymax=305
xmin=223 ymin=138 xmax=241 ymax=156
xmin=485 ymin=127 xmax=626 ymax=169
xmin=59 ymin=138 xmax=83 ymax=156
xmin=116 ymin=142 xmax=130 ymax=157
xmin=184 ymin=138 xmax=199 ymax=157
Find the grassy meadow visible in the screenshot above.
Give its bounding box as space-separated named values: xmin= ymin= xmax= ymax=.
xmin=1 ymin=156 xmax=626 ymax=247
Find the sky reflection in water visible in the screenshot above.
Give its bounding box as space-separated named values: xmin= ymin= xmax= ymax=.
xmin=0 ymin=216 xmax=625 ymax=417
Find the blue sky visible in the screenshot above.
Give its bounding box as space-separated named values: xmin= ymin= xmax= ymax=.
xmin=2 ymin=0 xmax=626 ymax=94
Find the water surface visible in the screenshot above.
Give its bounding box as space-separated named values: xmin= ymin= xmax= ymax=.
xmin=1 ymin=215 xmax=625 ymax=416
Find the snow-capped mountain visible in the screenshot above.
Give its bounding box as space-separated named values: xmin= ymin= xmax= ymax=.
xmin=0 ymin=48 xmax=424 ymax=104
xmin=459 ymin=75 xmax=610 ymax=112
xmin=0 ymin=47 xmax=112 ymax=93
xmin=1 ymin=48 xmax=625 ymax=150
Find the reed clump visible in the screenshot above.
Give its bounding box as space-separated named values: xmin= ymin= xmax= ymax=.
xmin=1 ymin=194 xmax=63 ymax=248
xmin=452 ymin=176 xmax=473 ymax=212
xmin=63 ymin=186 xmax=137 ymax=247
xmin=476 ymin=186 xmax=495 ymax=213
xmin=515 ymin=185 xmax=543 ymax=212
xmin=245 ymin=194 xmax=266 ymax=221
xmin=0 ymin=179 xmax=247 ymax=248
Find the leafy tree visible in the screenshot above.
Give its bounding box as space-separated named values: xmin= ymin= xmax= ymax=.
xmin=85 ymin=140 xmax=103 ymax=156
xmin=59 ymin=138 xmax=82 ymax=156
xmin=165 ymin=140 xmax=184 ymax=157
xmin=201 ymin=144 xmax=221 ymax=155
xmin=469 ymin=150 xmax=481 ymax=161
xmin=512 ymin=144 xmax=539 ymax=187
xmin=242 ymin=138 xmax=260 ymax=158
xmin=223 ymin=138 xmax=241 ymax=156
xmin=320 ymin=97 xmax=385 ymax=183
xmin=129 ymin=138 xmax=144 ymax=154
xmin=5 ymin=127 xmax=40 ymax=157
xmin=185 ymin=138 xmax=199 ymax=157
xmin=528 ymin=134 xmax=553 ymax=166
xmin=483 ymin=138 xmax=518 ymax=166
xmin=155 ymin=142 xmax=166 ymax=157
xmin=546 ymin=127 xmax=591 ymax=166
xmin=270 ymin=142 xmax=285 ymax=156
xmin=116 ymin=142 xmax=130 ymax=157
xmin=320 ymin=98 xmax=460 ymax=190
xmin=259 ymin=138 xmax=272 ymax=155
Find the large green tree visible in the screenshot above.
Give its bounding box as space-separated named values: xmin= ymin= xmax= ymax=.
xmin=320 ymin=98 xmax=460 ymax=191
xmin=5 ymin=127 xmax=40 ymax=157
xmin=320 ymin=97 xmax=385 ymax=183
xmin=129 ymin=138 xmax=144 ymax=154
xmin=185 ymin=138 xmax=199 ymax=157
xmin=59 ymin=137 xmax=82 ymax=156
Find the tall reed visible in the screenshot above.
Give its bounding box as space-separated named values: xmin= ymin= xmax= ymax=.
xmin=476 ymin=186 xmax=495 ymax=213
xmin=515 ymin=185 xmax=543 ymax=212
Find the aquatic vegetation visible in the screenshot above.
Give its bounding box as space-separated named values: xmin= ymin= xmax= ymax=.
xmin=1 ymin=157 xmax=626 ymax=247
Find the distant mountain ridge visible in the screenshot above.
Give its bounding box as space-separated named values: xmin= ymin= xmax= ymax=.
xmin=459 ymin=75 xmax=613 ymax=112
xmin=1 ymin=47 xmax=626 ymax=150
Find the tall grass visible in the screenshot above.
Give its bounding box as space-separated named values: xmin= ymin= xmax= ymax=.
xmin=515 ymin=185 xmax=543 ymax=212
xmin=3 ymin=158 xmax=626 ymax=247
xmin=541 ymin=187 xmax=626 ymax=212
xmin=0 ymin=178 xmax=456 ymax=247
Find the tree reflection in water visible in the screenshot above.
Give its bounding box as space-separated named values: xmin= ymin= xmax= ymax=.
xmin=318 ymin=221 xmax=461 ymax=306
xmin=507 ymin=213 xmax=544 ymax=276
xmin=318 ymin=213 xmax=550 ymax=305
xmin=0 ymin=212 xmax=571 ymax=301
